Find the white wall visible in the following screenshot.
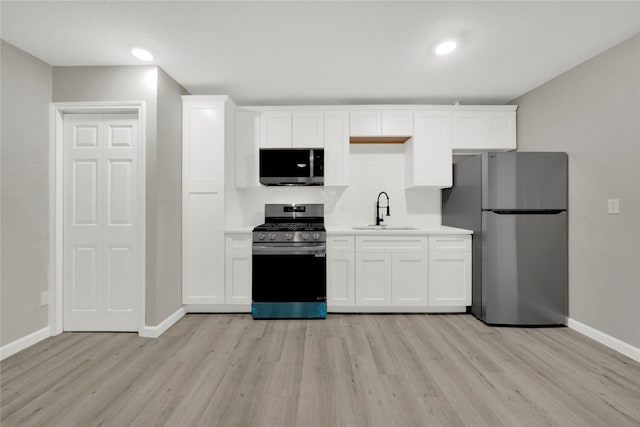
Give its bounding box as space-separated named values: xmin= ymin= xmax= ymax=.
xmin=0 ymin=40 xmax=52 ymax=345
xmin=513 ymin=34 xmax=640 ymax=348
xmin=227 ymin=144 xmax=442 ymax=228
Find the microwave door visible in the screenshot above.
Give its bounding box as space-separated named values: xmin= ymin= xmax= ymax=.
xmin=259 ymin=149 xmax=312 ymax=185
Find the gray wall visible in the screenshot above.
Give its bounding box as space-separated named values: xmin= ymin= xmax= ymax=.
xmin=53 ymin=66 xmax=187 ymax=326
xmin=513 ymin=34 xmax=640 ymax=348
xmin=1 ymin=41 xmax=52 ymax=345
xmin=154 ymin=68 xmax=188 ymax=323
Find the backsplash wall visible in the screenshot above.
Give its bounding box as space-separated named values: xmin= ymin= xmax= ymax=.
xmin=227 ymin=143 xmax=442 ymax=228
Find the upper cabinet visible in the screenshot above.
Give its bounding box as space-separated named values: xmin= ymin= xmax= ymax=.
xmin=324 ymin=111 xmax=350 ymax=187
xmin=349 ymin=111 xmax=381 ymax=136
xmin=235 ymin=110 xmax=260 ymax=188
xmin=451 ymin=108 xmax=516 ymax=153
xmin=405 ymin=110 xmax=452 ymax=189
xmin=260 ymin=111 xmax=292 ymax=148
xmin=381 ymin=111 xmax=414 ymax=136
xmin=349 ymin=110 xmax=413 ymax=137
xmin=293 ymin=111 xmax=324 ymax=147
xmin=260 ymin=111 xmax=324 ymax=148
xmin=235 ymin=104 xmax=516 ymax=189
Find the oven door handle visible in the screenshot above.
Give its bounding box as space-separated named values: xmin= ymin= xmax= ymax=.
xmin=253 ymin=245 xmax=326 ymax=256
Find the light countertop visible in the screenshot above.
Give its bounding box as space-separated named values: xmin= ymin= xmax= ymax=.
xmin=326 ymin=225 xmax=473 ymax=235
xmin=226 ymin=225 xmax=472 ymax=235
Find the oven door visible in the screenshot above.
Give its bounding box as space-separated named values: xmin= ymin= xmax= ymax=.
xmin=252 ymin=244 xmax=326 ymax=303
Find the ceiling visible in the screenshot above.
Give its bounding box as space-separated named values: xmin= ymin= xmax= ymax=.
xmin=2 ymin=1 xmax=639 ymax=106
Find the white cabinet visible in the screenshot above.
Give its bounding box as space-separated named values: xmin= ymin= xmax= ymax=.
xmin=428 ymin=235 xmax=472 ymax=306
xmin=293 ymin=111 xmax=324 ymax=148
xmin=452 ymin=109 xmax=516 ymax=153
xmin=235 ymin=110 xmax=260 ymax=188
xmin=327 ymin=236 xmax=355 ymax=307
xmin=349 ymin=111 xmax=380 ymax=136
xmin=356 ymin=252 xmax=392 ymax=306
xmin=349 ymin=110 xmax=413 ymax=136
xmin=260 ymin=111 xmax=292 ymax=148
xmin=260 ymin=111 xmax=324 ymax=148
xmin=182 ymin=96 xmax=232 ymax=304
xmin=391 ymin=252 xmax=429 ymax=306
xmin=405 ymin=110 xmax=452 ymax=189
xmin=225 ymin=233 xmax=252 ymax=305
xmin=355 ymin=236 xmax=428 ymax=307
xmin=324 ymin=111 xmax=350 ymax=186
xmin=381 ymin=111 xmax=414 ymax=136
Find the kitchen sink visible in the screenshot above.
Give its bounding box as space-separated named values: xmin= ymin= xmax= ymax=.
xmin=351 ymin=225 xmax=419 ymax=231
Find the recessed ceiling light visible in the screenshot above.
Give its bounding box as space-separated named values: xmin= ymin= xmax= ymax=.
xmin=435 ymin=40 xmax=457 ymax=56
xmin=131 ymin=47 xmax=153 ymax=61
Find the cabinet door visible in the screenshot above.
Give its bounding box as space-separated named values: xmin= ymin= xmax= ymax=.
xmin=391 ymin=252 xmax=428 ymax=306
xmin=324 ymin=111 xmax=349 ymax=186
xmin=225 ymin=251 xmax=252 ymax=304
xmin=235 ymin=111 xmax=260 ymax=188
xmin=381 ymin=110 xmax=413 ymax=136
xmin=349 ymin=111 xmax=381 ymax=136
xmin=225 ymin=234 xmax=252 ymax=304
xmin=452 ymin=110 xmax=516 ymax=152
xmin=261 ymin=111 xmax=292 ymax=148
xmin=452 ymin=111 xmax=483 ymax=150
xmin=293 ymin=111 xmax=324 ymax=148
xmin=356 ymin=252 xmax=392 ymax=306
xmin=406 ymin=110 xmax=452 ymax=188
xmin=327 ymin=251 xmax=355 ymax=307
xmin=486 ymin=112 xmax=516 ymax=151
xmin=428 ymin=251 xmax=471 ymax=306
xmin=183 ymin=99 xmax=226 ymax=304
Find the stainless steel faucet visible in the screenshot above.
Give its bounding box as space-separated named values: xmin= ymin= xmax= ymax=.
xmin=375 ymin=192 xmax=390 ymax=225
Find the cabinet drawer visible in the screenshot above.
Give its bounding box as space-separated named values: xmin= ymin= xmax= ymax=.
xmin=328 ymin=235 xmax=355 ymax=252
xmin=357 ymin=236 xmax=428 ymax=252
xmin=225 ymin=233 xmax=252 ymax=250
xmin=428 ymin=235 xmax=471 ymax=252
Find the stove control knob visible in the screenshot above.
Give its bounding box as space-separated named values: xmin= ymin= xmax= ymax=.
xmin=302 ymin=232 xmax=310 ymax=240
xmin=285 ymin=233 xmax=293 ymax=240
xmin=313 ymin=233 xmax=320 ymax=240
xmin=268 ymin=233 xmax=277 ymax=241
xmin=258 ymin=233 xmax=266 ymax=241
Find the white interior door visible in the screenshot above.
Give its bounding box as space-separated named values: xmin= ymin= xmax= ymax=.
xmin=63 ymin=113 xmax=142 ymax=331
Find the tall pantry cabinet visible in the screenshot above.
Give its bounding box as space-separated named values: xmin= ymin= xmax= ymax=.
xmin=182 ymin=96 xmax=234 ymax=305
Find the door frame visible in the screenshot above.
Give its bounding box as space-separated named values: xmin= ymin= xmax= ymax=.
xmin=49 ymin=101 xmax=146 ymax=335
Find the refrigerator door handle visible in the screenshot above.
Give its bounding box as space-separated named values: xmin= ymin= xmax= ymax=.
xmin=485 ymin=209 xmax=565 ymax=215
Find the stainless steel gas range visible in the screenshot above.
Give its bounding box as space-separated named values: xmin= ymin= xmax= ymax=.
xmin=251 ymin=204 xmax=327 ymax=319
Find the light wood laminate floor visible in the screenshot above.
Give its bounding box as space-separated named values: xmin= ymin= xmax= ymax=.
xmin=1 ymin=314 xmax=639 ymax=426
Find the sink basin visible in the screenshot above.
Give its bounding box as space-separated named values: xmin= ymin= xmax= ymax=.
xmin=351 ymin=225 xmax=419 ymax=231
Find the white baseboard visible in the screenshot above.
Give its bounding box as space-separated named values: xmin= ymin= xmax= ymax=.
xmin=139 ymin=306 xmax=186 ymax=338
xmin=568 ymin=318 xmax=640 ymax=363
xmin=0 ymin=326 xmax=52 ymax=361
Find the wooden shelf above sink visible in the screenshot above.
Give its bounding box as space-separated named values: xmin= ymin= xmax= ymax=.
xmin=350 ymin=136 xmax=412 ymax=144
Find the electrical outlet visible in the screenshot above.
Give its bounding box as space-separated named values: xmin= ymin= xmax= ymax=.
xmin=607 ymin=199 xmax=620 ymax=215
xmin=40 ymin=291 xmax=49 ymax=307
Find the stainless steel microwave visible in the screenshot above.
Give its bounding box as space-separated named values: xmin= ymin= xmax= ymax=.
xmin=259 ymin=148 xmax=324 ymax=186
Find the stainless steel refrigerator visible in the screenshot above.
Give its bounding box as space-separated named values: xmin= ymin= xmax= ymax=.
xmin=442 ymin=152 xmax=568 ymax=325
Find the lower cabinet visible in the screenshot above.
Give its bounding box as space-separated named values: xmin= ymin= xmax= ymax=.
xmin=224 ymin=233 xmax=252 ymax=304
xmin=428 ymin=235 xmax=472 ymax=306
xmin=328 ymin=233 xmax=471 ymax=312
xmin=391 ymin=252 xmax=429 ymax=306
xmin=355 ymin=252 xmax=392 ymax=306
xmin=355 ymin=236 xmax=429 ymax=308
xmin=327 ymin=236 xmax=356 ymax=306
